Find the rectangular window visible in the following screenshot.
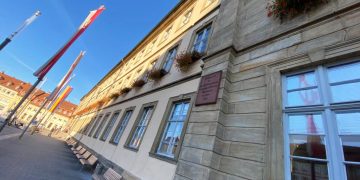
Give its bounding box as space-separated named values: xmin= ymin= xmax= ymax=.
xmin=157 ymin=101 xmax=190 ymax=158
xmin=93 ymin=113 xmax=110 ymax=139
xmin=83 ymin=117 xmax=95 ymax=135
xmin=126 ymin=103 xmax=156 ymax=150
xmin=88 ymin=115 xmax=103 ymax=137
xmin=192 ymin=25 xmax=211 ymax=54
xmin=84 ymin=117 xmax=95 ymax=135
xmin=283 ymin=60 xmax=360 ymax=180
xmin=162 ymin=47 xmax=177 ymax=72
xmin=111 ymin=109 xmax=134 ymax=144
xmin=100 ymin=111 xmax=120 ymax=141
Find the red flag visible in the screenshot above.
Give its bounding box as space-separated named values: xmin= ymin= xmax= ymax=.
xmin=49 ymin=86 xmax=73 ymax=113
xmin=47 ymin=51 xmax=84 ymax=101
xmin=33 ymin=5 xmax=105 ymax=79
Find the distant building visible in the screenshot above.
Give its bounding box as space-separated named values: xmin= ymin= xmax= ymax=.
xmin=69 ymin=0 xmax=360 ymax=179
xmin=0 ymin=72 xmax=77 ymax=130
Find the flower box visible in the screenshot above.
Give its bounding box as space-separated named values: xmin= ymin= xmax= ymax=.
xmin=120 ymin=87 xmax=132 ymax=94
xmin=109 ymin=93 xmax=120 ymax=100
xmin=175 ymin=51 xmax=204 ymax=72
xmin=267 ymin=0 xmax=328 ymax=21
xmin=148 ymin=68 xmax=167 ymax=80
xmin=132 ymin=79 xmax=146 ymax=88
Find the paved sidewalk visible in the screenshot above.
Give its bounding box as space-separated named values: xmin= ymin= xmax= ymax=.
xmin=0 ymin=125 xmax=22 ymax=136
xmin=0 ymin=128 xmax=92 ymax=180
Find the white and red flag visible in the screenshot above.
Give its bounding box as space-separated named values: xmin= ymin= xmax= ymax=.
xmin=47 ymin=51 xmax=84 ymax=101
xmin=33 ymin=5 xmax=105 ymax=79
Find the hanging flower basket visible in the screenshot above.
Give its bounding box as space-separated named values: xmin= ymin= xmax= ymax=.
xmin=175 ymin=51 xmax=204 ymax=72
xmin=120 ymin=87 xmax=132 ymax=94
xmin=132 ymin=79 xmax=146 ymax=88
xmin=148 ymin=68 xmax=167 ymax=81
xmin=267 ymin=0 xmax=328 ymax=20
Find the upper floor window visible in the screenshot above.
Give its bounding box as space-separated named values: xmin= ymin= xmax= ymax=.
xmin=283 ymin=61 xmax=360 ymax=180
xmin=126 ymin=103 xmax=156 ymax=150
xmin=111 ymin=108 xmax=134 ymax=144
xmin=162 ymin=47 xmax=178 ymax=72
xmin=192 ymin=25 xmax=212 ymax=54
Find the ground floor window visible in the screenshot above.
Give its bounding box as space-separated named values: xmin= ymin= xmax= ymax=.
xmin=110 ymin=108 xmax=134 ymax=145
xmin=93 ymin=113 xmax=110 ymax=138
xmin=283 ymin=60 xmax=360 ymax=180
xmin=126 ymin=102 xmax=156 ymax=150
xmin=157 ymin=101 xmax=190 ymax=158
xmin=88 ymin=114 xmax=103 ymax=137
xmin=101 ymin=111 xmax=120 ymax=141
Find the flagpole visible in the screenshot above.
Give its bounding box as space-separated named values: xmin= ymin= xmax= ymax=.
xmin=0 ymin=6 xmax=104 ymax=134
xmin=30 ymin=110 xmax=51 ymax=135
xmin=19 ymin=98 xmax=49 ymax=139
xmin=10 ymin=78 xmax=47 ymax=124
xmin=0 ymin=78 xmax=42 ymax=133
xmin=0 ymin=11 xmax=41 ymax=51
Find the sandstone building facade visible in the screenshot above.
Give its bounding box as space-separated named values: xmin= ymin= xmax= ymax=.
xmin=0 ymin=72 xmax=77 ymax=130
xmin=70 ymin=0 xmax=360 ymax=179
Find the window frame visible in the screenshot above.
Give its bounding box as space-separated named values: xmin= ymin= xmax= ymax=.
xmin=100 ymin=110 xmax=122 ymax=142
xmin=150 ymin=93 xmax=194 ymax=163
xmin=84 ymin=116 xmax=97 ymax=135
xmin=87 ymin=114 xmax=103 ymax=137
xmin=187 ymin=20 xmax=214 ymax=54
xmin=282 ymin=60 xmax=360 ymax=180
xmin=110 ymin=106 xmax=135 ymax=145
xmin=93 ymin=113 xmax=111 ymax=139
xmin=124 ymin=102 xmax=157 ymax=151
xmin=160 ymin=42 xmax=181 ymax=73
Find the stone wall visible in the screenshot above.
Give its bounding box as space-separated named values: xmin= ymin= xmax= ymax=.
xmin=175 ymin=0 xmax=360 ymax=179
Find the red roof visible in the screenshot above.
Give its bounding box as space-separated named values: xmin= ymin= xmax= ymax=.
xmin=0 ymin=72 xmax=77 ymax=117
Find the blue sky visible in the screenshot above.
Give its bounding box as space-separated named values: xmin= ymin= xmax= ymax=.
xmin=0 ymin=0 xmax=179 ymax=104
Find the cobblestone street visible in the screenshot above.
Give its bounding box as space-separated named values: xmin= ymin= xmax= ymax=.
xmin=0 ymin=126 xmax=91 ymax=180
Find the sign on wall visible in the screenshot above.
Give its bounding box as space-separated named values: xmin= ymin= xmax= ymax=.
xmin=195 ymin=71 xmax=222 ymax=106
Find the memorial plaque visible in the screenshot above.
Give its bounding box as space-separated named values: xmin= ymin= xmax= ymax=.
xmin=195 ymin=71 xmax=222 ymax=106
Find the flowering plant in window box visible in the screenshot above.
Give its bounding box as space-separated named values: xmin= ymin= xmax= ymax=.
xmin=267 ymin=0 xmax=328 ymax=20
xmin=132 ymin=79 xmax=146 ymax=88
xmin=175 ymin=51 xmax=204 ymax=72
xmin=97 ymin=100 xmax=105 ymax=106
xmin=120 ymin=87 xmax=132 ymax=94
xmin=109 ymin=92 xmax=120 ymax=100
xmin=148 ymin=68 xmax=167 ymax=81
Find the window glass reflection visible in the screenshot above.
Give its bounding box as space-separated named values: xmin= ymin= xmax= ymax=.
xmin=290 ymin=135 xmax=326 ymax=159
xmin=287 ymin=89 xmax=320 ymax=107
xmin=291 ymin=158 xmax=328 ymax=180
xmin=336 ymin=112 xmax=360 ymax=135
xmin=328 ymin=62 xmax=360 ymax=83
xmin=341 ymin=136 xmax=360 ymax=162
xmin=287 ymin=72 xmax=317 ymax=91
xmin=345 ymin=164 xmax=360 ymax=180
xmin=331 ymin=82 xmax=360 ymax=103
xmin=289 ymin=114 xmax=324 ymax=134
